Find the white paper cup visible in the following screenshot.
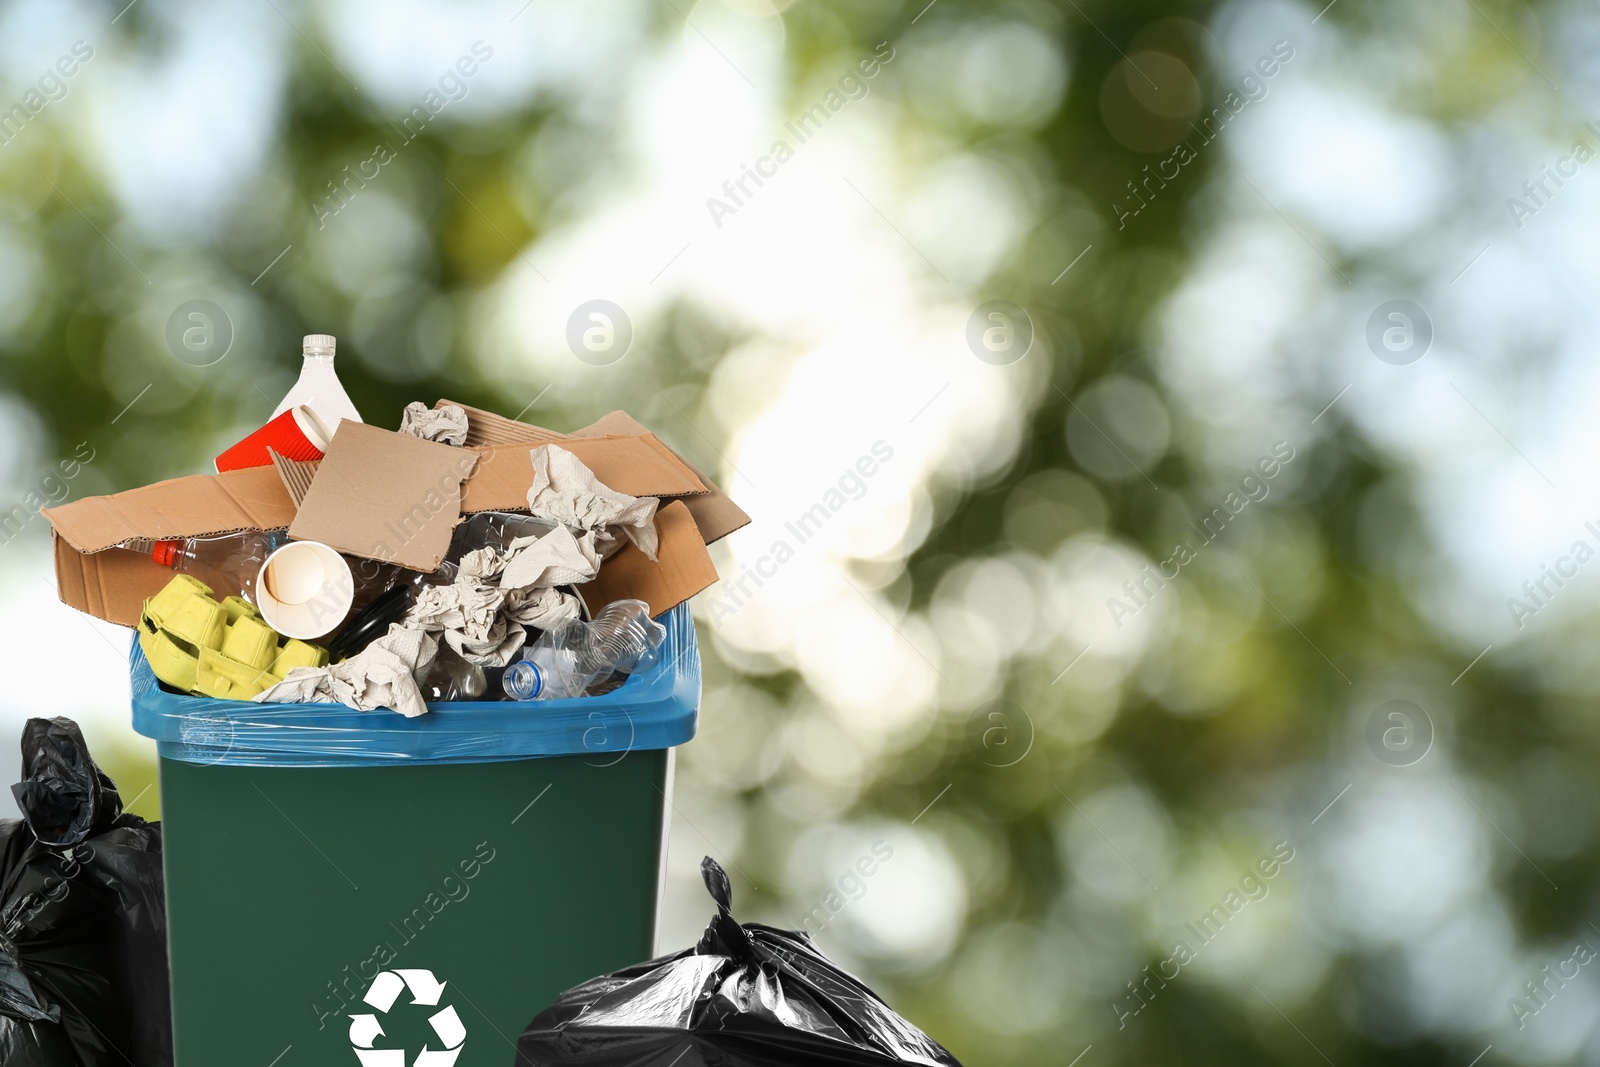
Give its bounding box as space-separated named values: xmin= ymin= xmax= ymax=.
xmin=256 ymin=541 xmax=354 ymax=641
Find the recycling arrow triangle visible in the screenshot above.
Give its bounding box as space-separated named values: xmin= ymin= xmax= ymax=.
xmin=395 ymin=969 xmax=447 ymax=1006
xmin=364 ymin=971 xmax=406 ymax=1013
xmin=349 ymin=1013 xmax=385 ymax=1049
xmin=428 ymin=1005 xmax=466 ymax=1049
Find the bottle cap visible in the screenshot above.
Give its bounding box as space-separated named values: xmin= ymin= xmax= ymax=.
xmin=302 ymin=334 xmax=336 ymax=358
xmin=151 ymin=540 xmax=180 ymax=568
xmin=504 ymin=660 xmax=544 ymax=700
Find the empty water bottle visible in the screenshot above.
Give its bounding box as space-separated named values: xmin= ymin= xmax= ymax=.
xmin=502 ymin=599 xmax=665 ymax=701
xmin=451 ymin=512 xmax=557 ymax=556
xmin=422 ymin=645 xmax=487 ymax=702
xmin=586 ymin=598 xmax=667 ymax=674
xmin=149 ymin=530 xmax=290 ymax=603
xmin=500 ymin=635 xmax=576 ymax=701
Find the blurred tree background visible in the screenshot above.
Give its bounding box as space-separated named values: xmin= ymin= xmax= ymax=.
xmin=2 ymin=0 xmax=1595 ymax=1062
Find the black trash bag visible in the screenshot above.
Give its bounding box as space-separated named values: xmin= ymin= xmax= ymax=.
xmin=517 ymin=856 xmax=963 ymax=1067
xmin=0 ymin=717 xmax=171 ymax=1067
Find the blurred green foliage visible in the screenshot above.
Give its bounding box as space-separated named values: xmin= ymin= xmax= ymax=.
xmin=0 ymin=0 xmax=1582 ymax=1063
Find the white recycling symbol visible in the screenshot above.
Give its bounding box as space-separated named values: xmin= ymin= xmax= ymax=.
xmin=348 ymin=969 xmax=466 ymax=1067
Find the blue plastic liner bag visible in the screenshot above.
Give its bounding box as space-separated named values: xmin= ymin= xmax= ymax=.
xmin=516 ymin=857 xmax=963 ymax=1067
xmin=132 ymin=601 xmax=700 ymax=767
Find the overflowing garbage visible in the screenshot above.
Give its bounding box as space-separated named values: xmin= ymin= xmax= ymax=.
xmin=36 ymin=334 xmax=963 ymax=1067
xmin=517 ymin=856 xmax=965 ymax=1067
xmin=41 ymin=334 xmax=749 ymax=716
xmin=0 ymin=717 xmax=170 ymax=1067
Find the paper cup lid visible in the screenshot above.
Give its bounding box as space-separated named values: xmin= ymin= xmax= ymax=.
xmin=289 ymin=405 xmax=331 ymax=451
xmin=256 ymin=541 xmax=354 ymax=641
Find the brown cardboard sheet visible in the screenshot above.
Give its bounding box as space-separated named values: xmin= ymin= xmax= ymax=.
xmin=44 ymin=409 xmax=738 ymax=629
xmin=52 ymin=536 xmax=177 ymax=629
xmin=572 ymin=410 xmax=750 ymax=544
xmin=444 ymin=401 xmax=573 ymax=447
xmin=438 ymin=400 xmax=749 ymax=543
xmin=578 ymin=501 xmax=719 ymax=619
xmin=288 ymin=422 xmax=479 ymax=572
xmin=43 ymin=465 xmax=297 ymax=554
xmin=461 ymin=435 xmax=708 ymax=513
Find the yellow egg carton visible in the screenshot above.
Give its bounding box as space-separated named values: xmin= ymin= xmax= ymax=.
xmin=137 ymin=575 xmax=328 ymax=700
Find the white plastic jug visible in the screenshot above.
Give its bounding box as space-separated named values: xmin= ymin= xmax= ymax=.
xmin=271 ymin=334 xmax=364 ymax=432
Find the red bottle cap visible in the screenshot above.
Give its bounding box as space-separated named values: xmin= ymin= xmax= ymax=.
xmin=151 ymin=540 xmax=180 ymax=568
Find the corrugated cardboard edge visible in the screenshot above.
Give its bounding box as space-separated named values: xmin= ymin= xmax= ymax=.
xmin=443 ymin=401 xmax=573 ymax=447
xmin=437 ymin=400 xmax=750 ymax=544
xmin=572 ymin=410 xmax=750 ymax=545
xmin=270 ymin=450 xmax=321 ymax=508
xmin=42 ymin=465 xmax=297 ymax=555
xmin=52 ymin=532 xmax=184 ymax=629
xmin=461 ymin=435 xmax=708 ymax=514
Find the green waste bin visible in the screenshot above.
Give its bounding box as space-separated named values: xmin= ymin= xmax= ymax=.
xmin=132 ymin=604 xmax=699 ymax=1067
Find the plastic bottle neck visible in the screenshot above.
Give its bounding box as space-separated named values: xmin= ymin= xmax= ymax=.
xmin=152 ymin=540 xmax=180 ymax=568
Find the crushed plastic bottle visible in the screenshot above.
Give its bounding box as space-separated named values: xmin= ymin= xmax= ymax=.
xmin=271 ymin=334 xmax=364 ymax=432
xmin=502 ymin=599 xmax=665 ymax=701
xmin=585 ymin=599 xmax=667 ymax=674
xmin=383 ymin=513 xmax=558 ymax=598
xmin=499 ymin=637 xmax=571 ymax=701
xmin=422 ymin=645 xmax=487 ymax=702
xmin=450 ymin=512 xmax=558 ymax=558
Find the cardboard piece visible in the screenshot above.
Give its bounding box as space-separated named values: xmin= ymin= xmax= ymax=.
xmin=572 ymin=410 xmax=751 ymax=545
xmin=43 ymin=409 xmax=732 ymax=632
xmin=44 ymin=465 xmax=298 ymax=555
xmin=446 ymin=401 xmax=573 ymax=448
xmin=578 ymin=501 xmax=718 ymax=619
xmin=269 ymin=450 xmax=320 ymax=508
xmin=52 ymin=538 xmax=180 ymax=629
xmin=288 ymin=422 xmax=479 ymax=572
xmin=462 ymin=436 xmax=707 ymax=514
xmin=438 ymin=400 xmax=750 ymax=544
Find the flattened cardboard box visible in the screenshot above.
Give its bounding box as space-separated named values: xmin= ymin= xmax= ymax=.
xmin=581 ymin=501 xmax=717 ymax=619
xmin=44 ymin=427 xmax=724 ymax=629
xmin=288 ymin=422 xmax=478 ymax=573
xmin=439 ymin=400 xmax=751 ymax=544
xmin=46 ymin=464 xmax=298 ymax=555
xmin=46 ymin=464 xmax=300 ymax=629
xmin=573 ymin=410 xmax=751 ymax=546
xmin=462 ymin=434 xmax=708 ymax=514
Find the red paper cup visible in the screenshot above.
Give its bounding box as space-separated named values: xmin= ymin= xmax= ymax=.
xmin=215 ymin=406 xmax=330 ymax=473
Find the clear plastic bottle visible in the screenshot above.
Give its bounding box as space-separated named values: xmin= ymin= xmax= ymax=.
xmin=151 ymin=530 xmax=290 ymax=603
xmin=585 ymin=599 xmax=667 ymax=675
xmin=271 ymin=334 xmax=364 ymax=432
xmin=449 ymin=512 xmax=558 ymax=558
xmin=500 ymin=630 xmax=578 ymax=701
xmin=372 ymin=514 xmax=557 ymax=599
xmin=502 ymin=599 xmax=665 ymax=701
xmin=422 ymin=646 xmax=487 ymax=702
